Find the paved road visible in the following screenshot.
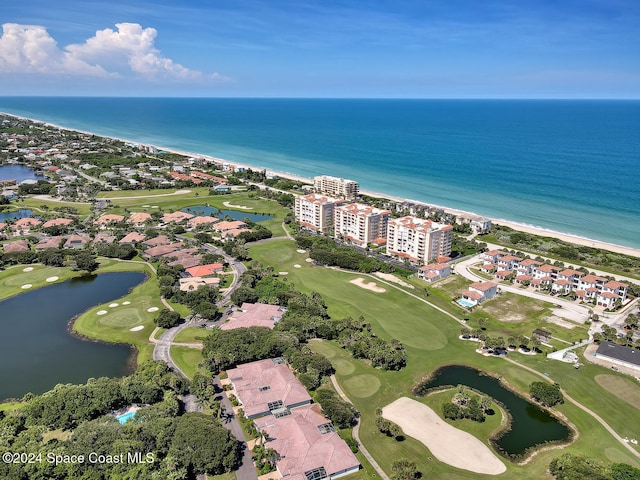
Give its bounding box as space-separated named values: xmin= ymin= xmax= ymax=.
xmin=213 ymin=376 xmax=258 ymax=480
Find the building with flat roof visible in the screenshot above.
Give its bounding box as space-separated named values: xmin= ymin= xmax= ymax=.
xmin=313 ymin=175 xmax=359 ymax=200
xmin=295 ymin=194 xmax=344 ymax=233
xmin=386 ymin=216 xmax=453 ymax=264
xmin=595 ymin=341 xmax=640 ymax=370
xmin=254 ymin=403 xmax=360 ymax=480
xmin=227 ymin=358 xmax=312 ymax=418
xmin=334 ymin=203 xmax=391 ymax=248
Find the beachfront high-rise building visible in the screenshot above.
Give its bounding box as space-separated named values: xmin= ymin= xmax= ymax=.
xmin=313 ymin=175 xmax=360 ymax=200
xmin=294 ymin=194 xmax=344 ymax=233
xmin=334 ymin=203 xmax=391 ymax=248
xmin=386 ymin=216 xmax=453 ymax=264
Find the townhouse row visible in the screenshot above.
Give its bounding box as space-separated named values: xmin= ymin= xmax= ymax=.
xmin=480 ymin=249 xmax=629 ymax=308
xmin=226 ymin=358 xmax=360 ymax=480
xmin=294 ymin=193 xmax=452 ymax=264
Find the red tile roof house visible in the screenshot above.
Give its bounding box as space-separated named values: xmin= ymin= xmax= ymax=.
xmin=461 ymin=281 xmax=498 ymax=306
xmin=64 ymin=234 xmax=91 ymax=249
xmin=12 ymin=217 xmax=42 ymax=234
xmin=185 ymin=263 xmax=224 ymax=277
xmin=161 ymin=211 xmax=195 ymax=224
xmin=226 ymin=358 xmax=312 ymax=419
xmin=35 ymin=236 xmax=65 ymax=250
xmin=143 ymin=242 xmax=183 ymax=259
xmin=597 ymin=281 xmax=629 ymax=309
xmin=126 ymin=212 xmax=153 ymax=227
xmin=119 ymin=232 xmax=146 ymax=244
xmin=178 ymin=276 xmax=220 ymax=291
xmin=93 ymin=233 xmax=117 ymax=245
xmin=417 ymin=263 xmax=451 ymax=282
xmin=254 ymin=403 xmax=360 ymax=480
xmin=212 ymin=220 xmax=247 ymax=233
xmin=142 ymin=235 xmax=172 ymax=248
xmin=94 ymin=214 xmax=125 ymax=227
xmin=187 ymin=215 xmax=220 ymax=229
xmin=482 ymin=249 xmax=509 ymax=263
xmin=2 ymin=239 xmax=30 ymax=254
xmin=497 ymin=255 xmax=522 ymax=271
xmin=220 ymin=303 xmax=286 ymax=330
xmin=42 ymin=218 xmax=73 ymax=229
xmin=222 ymin=227 xmax=251 ymax=239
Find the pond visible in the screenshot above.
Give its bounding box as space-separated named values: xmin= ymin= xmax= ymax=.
xmin=0 ymin=272 xmax=146 ymax=401
xmin=0 ymin=209 xmax=33 ymax=222
xmin=415 ymin=365 xmax=571 ymax=459
xmin=0 ymin=164 xmax=45 ymax=182
xmin=181 ymin=205 xmax=274 ymax=222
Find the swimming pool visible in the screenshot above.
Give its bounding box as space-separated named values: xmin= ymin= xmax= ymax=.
xmin=116 ymin=411 xmax=137 ymax=424
xmin=457 ymin=298 xmax=476 ymax=308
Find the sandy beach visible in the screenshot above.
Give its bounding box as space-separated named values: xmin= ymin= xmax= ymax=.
xmin=4 ymin=111 xmax=640 ymax=259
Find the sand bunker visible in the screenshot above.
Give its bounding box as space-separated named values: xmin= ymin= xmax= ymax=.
xmin=22 ymin=267 xmax=34 ymax=272
xmin=383 ymin=397 xmax=505 ymax=475
xmin=293 ymin=264 xmax=302 ymax=268
xmin=21 ymin=284 xmax=32 ymax=289
xmin=223 ymin=201 xmax=252 ymax=210
xmin=109 ymin=303 xmax=119 ymax=308
xmin=142 ymin=205 xmax=150 ymax=208
xmin=147 ymin=307 xmax=159 ymax=312
xmin=151 ymin=206 xmax=159 ymax=208
xmin=374 ymin=271 xmax=415 ymax=289
xmin=278 ymin=272 xmax=289 ymax=275
xmin=122 ymin=301 xmax=131 ymax=305
xmin=296 ymin=249 xmax=306 ymax=254
xmin=45 ymin=276 xmax=59 ymax=282
xmin=175 ymin=190 xmax=191 ymax=194
xmin=349 ymin=278 xmax=386 ymax=293
xmin=129 ymin=325 xmax=144 ymax=332
xmin=305 ymin=258 xmax=314 ymax=263
xmin=96 ymin=310 xmax=108 ymax=316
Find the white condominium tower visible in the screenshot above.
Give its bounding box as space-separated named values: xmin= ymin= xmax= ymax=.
xmin=334 ymin=203 xmax=391 ymax=248
xmin=386 ymin=216 xmax=453 ymax=264
xmin=313 ymin=175 xmax=359 ymax=200
xmin=294 ymin=194 xmax=344 ymax=233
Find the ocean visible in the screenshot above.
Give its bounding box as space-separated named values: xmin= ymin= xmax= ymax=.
xmin=1 ymin=97 xmax=638 ymax=249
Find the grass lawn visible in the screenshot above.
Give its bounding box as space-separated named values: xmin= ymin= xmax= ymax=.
xmin=250 ymin=239 xmax=640 ymax=478
xmin=174 ymin=326 xmax=208 ymax=344
xmin=0 ymin=401 xmax=27 ymax=412
xmin=18 ymin=197 xmax=93 ymax=216
xmin=170 ymin=346 xmax=204 ymax=380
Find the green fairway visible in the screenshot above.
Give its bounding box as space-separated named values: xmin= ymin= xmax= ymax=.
xmin=251 ymin=239 xmax=640 ymax=478
xmin=170 ymin=346 xmax=204 ymax=380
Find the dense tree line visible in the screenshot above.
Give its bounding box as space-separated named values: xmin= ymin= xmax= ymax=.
xmin=2 ymin=248 xmax=98 ymax=272
xmin=549 ymin=453 xmax=640 ymax=480
xmin=285 ymin=347 xmax=335 ymax=390
xmin=314 ymin=389 xmax=358 ymax=429
xmin=94 ymin=243 xmax=137 ymax=260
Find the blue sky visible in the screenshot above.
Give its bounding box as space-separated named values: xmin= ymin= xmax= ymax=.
xmin=1 ymin=0 xmax=639 ymax=97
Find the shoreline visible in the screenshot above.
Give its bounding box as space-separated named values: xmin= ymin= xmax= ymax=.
xmin=3 ymin=111 xmax=640 ymax=259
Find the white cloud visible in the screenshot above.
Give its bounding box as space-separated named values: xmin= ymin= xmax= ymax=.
xmin=0 ymin=22 xmax=224 ymax=82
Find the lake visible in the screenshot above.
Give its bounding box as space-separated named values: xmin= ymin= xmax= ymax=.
xmin=181 ymin=206 xmax=274 ymax=222
xmin=0 ymin=209 xmax=33 ymax=222
xmin=415 ymin=365 xmax=571 ymax=458
xmin=0 ymin=164 xmax=45 ymax=182
xmin=0 ymin=272 xmax=146 ymax=401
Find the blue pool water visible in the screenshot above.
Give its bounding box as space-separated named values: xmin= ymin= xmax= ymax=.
xmin=457 ymin=298 xmax=476 ymax=308
xmin=116 ymin=411 xmax=137 ymax=424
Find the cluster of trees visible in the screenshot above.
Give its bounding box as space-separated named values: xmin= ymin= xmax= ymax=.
xmin=375 ymin=409 xmax=403 ymax=439
xmin=285 ymin=347 xmax=335 ymax=390
xmin=391 ymin=460 xmax=420 ymax=480
xmin=94 ymin=242 xmax=137 ymax=260
xmin=158 ymin=264 xmax=220 ymax=320
xmin=0 ymin=362 xmax=243 ymax=479
xmin=154 ymin=309 xmax=182 ymax=328
xmin=594 ymin=324 xmax=640 ymax=349
xmin=549 ymin=453 xmax=640 ymax=480
xmin=442 ymin=386 xmax=493 ymax=423
xmin=314 ymin=389 xmax=358 ymax=429
xmin=236 ymin=224 xmax=272 ymax=243
xmin=529 ymin=381 xmax=564 ymax=407
xmin=296 ymin=235 xmax=406 ymax=275
xmin=17 ymin=180 xmax=52 ymax=195
xmin=202 ymin=327 xmax=299 ymax=372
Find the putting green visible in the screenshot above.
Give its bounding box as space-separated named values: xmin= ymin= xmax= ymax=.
xmin=333 ymin=358 xmax=356 ymax=375
xmin=343 ymin=374 xmax=381 ymax=398
xmin=594 ymin=374 xmax=640 ymax=410
xmin=98 ymin=307 xmax=144 ymax=327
